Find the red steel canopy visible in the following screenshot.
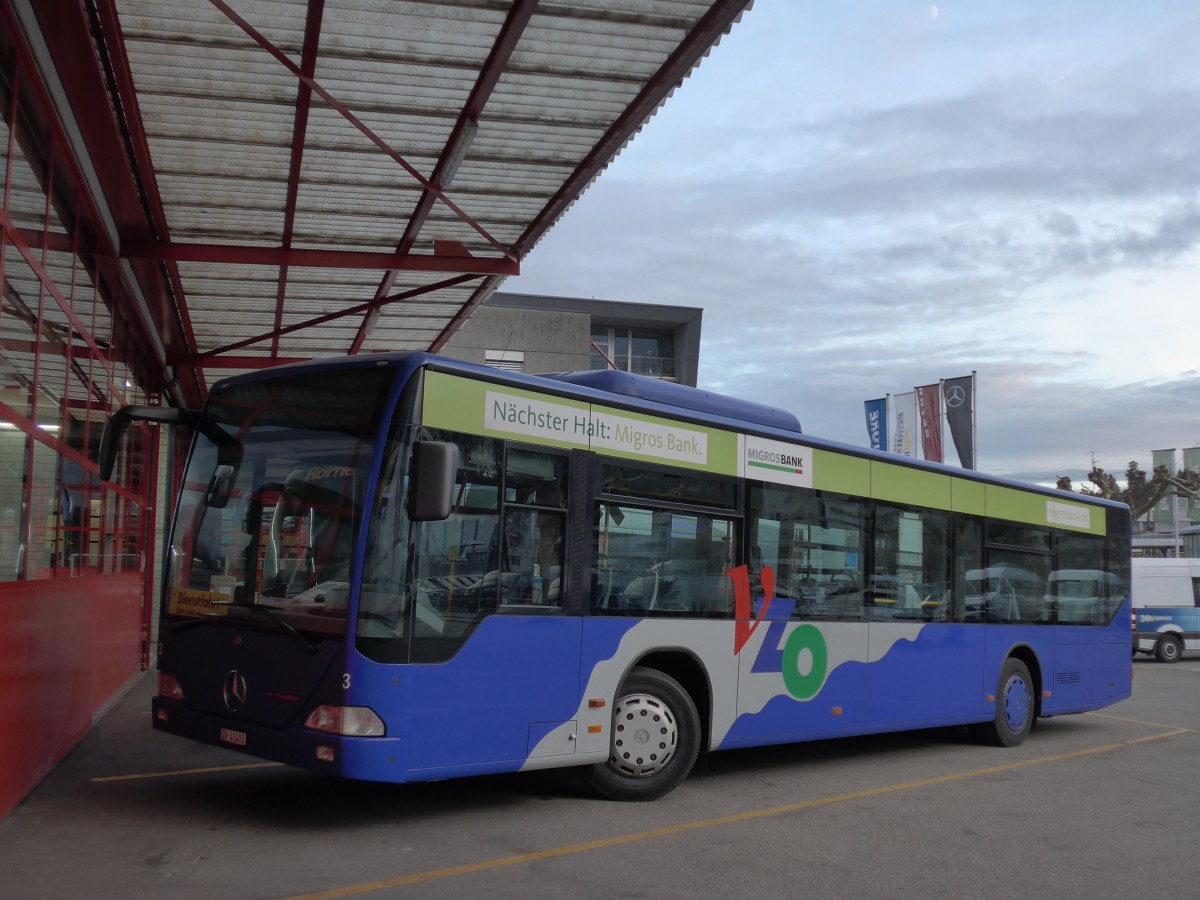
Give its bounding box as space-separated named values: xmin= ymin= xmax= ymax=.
xmin=30 ymin=0 xmax=752 ymax=407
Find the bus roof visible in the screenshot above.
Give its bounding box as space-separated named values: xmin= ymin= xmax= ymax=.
xmin=205 ymin=351 xmax=1129 ymax=515
xmin=537 ymin=369 xmax=802 ymax=434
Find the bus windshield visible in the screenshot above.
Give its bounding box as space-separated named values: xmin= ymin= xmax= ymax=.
xmin=164 ymin=366 xmax=393 ymax=639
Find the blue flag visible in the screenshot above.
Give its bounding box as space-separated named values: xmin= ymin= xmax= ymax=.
xmin=864 ymin=398 xmax=888 ymax=451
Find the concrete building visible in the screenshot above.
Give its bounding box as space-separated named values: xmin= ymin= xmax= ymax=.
xmin=1182 ymin=525 xmax=1200 ymax=559
xmin=1133 ymin=495 xmax=1199 ymax=559
xmin=442 ymin=291 xmax=703 ymax=387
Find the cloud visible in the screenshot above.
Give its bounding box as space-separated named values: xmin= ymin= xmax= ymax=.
xmin=507 ymin=2 xmax=1200 ymax=482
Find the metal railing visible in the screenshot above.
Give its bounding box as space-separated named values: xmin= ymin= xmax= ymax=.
xmin=589 ymin=355 xmax=677 ymax=379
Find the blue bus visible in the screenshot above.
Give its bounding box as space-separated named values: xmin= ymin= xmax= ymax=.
xmin=103 ymin=353 xmax=1133 ymax=800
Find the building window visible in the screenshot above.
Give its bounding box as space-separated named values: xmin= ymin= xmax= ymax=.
xmin=590 ymin=328 xmax=676 ymax=380
xmin=484 ymin=350 xmax=525 ymax=372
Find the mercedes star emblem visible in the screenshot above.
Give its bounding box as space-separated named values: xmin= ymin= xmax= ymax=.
xmin=223 ymin=669 xmax=248 ymax=712
xmin=945 ymin=385 xmax=966 ymax=408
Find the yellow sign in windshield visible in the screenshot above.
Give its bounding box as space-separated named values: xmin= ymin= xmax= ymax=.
xmin=169 ymin=587 xmax=230 ymax=618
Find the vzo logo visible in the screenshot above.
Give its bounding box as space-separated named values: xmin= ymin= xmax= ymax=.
xmin=728 ymin=565 xmax=828 ymax=700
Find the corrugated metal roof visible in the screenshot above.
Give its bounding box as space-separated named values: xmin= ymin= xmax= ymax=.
xmin=97 ymin=0 xmax=752 ymax=397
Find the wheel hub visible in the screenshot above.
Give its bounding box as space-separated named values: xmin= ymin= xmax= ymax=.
xmin=610 ymin=692 xmax=678 ymax=778
xmin=1003 ymin=675 xmax=1030 ymax=732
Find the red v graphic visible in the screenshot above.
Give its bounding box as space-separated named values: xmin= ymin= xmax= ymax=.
xmin=730 ymin=564 xmax=774 ymax=655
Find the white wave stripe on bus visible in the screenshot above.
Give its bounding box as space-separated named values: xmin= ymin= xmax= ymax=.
xmin=522 ymin=620 xmax=925 ymax=767
xmin=522 ymin=620 xmax=736 ymax=768
xmin=733 ymin=621 xmax=925 ymax=721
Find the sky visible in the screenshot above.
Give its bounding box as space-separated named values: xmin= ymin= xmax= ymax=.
xmin=504 ymin=0 xmax=1200 ymax=486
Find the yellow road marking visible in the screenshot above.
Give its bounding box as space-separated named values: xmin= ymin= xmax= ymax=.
xmin=284 ymin=728 xmax=1184 ymax=899
xmin=90 ymin=762 xmax=283 ymax=782
xmin=1088 ymin=710 xmax=1200 ymax=732
xmin=1124 ymin=728 xmax=1193 ymax=745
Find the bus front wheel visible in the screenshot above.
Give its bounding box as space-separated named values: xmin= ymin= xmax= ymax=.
xmin=976 ymin=657 xmax=1034 ymax=748
xmin=1155 ymin=634 xmax=1183 ymax=663
xmin=591 ymin=667 xmax=700 ymax=801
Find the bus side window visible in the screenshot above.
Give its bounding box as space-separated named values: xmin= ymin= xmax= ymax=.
xmin=954 ymin=517 xmax=982 ymax=623
xmin=498 ymin=507 xmax=565 ymax=606
xmin=1050 ymin=533 xmax=1108 ymax=625
xmin=499 ymin=447 xmax=568 ymax=608
xmin=593 ymin=503 xmax=736 ymax=616
xmin=747 ymin=483 xmax=867 ymax=621
xmin=872 ymin=506 xmax=950 ymax=621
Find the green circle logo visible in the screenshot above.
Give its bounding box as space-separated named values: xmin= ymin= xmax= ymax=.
xmin=782 ymin=624 xmax=828 ymax=700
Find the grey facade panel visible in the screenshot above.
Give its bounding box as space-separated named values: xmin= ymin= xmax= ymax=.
xmin=441 ymin=291 xmax=702 ymax=386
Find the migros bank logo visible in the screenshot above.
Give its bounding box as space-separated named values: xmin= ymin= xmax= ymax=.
xmin=742 ymin=436 xmax=812 ymax=489
xmin=728 ymin=564 xmax=828 ymax=701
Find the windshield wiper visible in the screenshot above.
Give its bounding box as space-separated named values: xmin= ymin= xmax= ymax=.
xmin=172 ymin=601 xmax=319 ymax=654
xmin=218 ymin=601 xmax=319 ymax=653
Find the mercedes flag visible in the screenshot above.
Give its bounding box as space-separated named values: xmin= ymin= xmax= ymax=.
xmin=942 ymin=374 xmax=974 ymax=469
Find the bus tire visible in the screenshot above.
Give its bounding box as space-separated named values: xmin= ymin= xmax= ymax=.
xmin=591 ymin=667 xmax=700 ymax=801
xmin=976 ymin=657 xmax=1034 ymax=748
xmin=1155 ymin=634 xmax=1182 ymax=663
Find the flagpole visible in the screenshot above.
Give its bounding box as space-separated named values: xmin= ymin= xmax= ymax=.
xmin=938 ymin=379 xmax=945 ymax=464
xmin=914 ymin=388 xmax=922 ymax=461
xmin=970 ymin=370 xmax=977 ymax=470
xmin=885 ymin=393 xmax=891 ymax=454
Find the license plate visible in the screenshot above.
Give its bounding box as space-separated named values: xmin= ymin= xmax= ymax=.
xmin=219 ymin=727 xmax=247 ymax=747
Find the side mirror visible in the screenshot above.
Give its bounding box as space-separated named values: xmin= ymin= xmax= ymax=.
xmin=409 ymin=440 xmax=458 ymax=521
xmin=99 ymin=405 xmax=198 ymax=481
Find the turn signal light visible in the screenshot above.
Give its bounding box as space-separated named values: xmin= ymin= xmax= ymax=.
xmin=304 ymin=705 xmax=385 ymax=737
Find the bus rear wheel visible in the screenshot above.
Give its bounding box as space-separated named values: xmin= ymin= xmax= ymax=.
xmin=591 ymin=667 xmax=700 ymax=801
xmin=1155 ymin=634 xmax=1183 ymax=663
xmin=976 ymin=657 xmax=1034 ymax=747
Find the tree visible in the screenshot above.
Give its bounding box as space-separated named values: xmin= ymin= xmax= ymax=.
xmin=1056 ymin=461 xmax=1200 ymax=522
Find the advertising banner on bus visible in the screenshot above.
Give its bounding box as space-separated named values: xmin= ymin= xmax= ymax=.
xmin=423 ymin=371 xmax=741 ymax=475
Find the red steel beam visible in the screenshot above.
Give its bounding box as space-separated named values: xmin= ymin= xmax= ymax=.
xmin=429 ymin=0 xmax=754 ymax=352
xmin=0 ymin=336 xmax=83 ymax=360
xmin=92 ymin=0 xmax=204 ymax=395
xmin=348 ymin=309 xmax=382 ymax=353
xmin=3 ymin=3 xmax=192 ymax=402
xmin=165 ymin=355 xmax=311 ymax=371
xmin=172 ymin=272 xmax=479 ymax=364
xmin=351 ymin=0 xmax=538 ymax=354
xmin=0 ymin=209 xmax=127 ymax=409
xmin=122 ymin=241 xmax=518 ymax=275
xmin=271 ymin=0 xmax=326 ymax=357
xmin=63 ymin=396 xmax=108 ymax=411
xmin=208 ymin=0 xmax=516 ymax=263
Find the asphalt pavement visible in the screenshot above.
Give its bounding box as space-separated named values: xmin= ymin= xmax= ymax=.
xmin=3 ymin=657 xmax=1199 ymax=900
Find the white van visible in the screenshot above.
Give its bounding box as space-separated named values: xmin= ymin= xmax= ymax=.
xmin=1045 ymin=569 xmax=1125 ymax=625
xmin=1132 ymin=558 xmax=1200 ymax=662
